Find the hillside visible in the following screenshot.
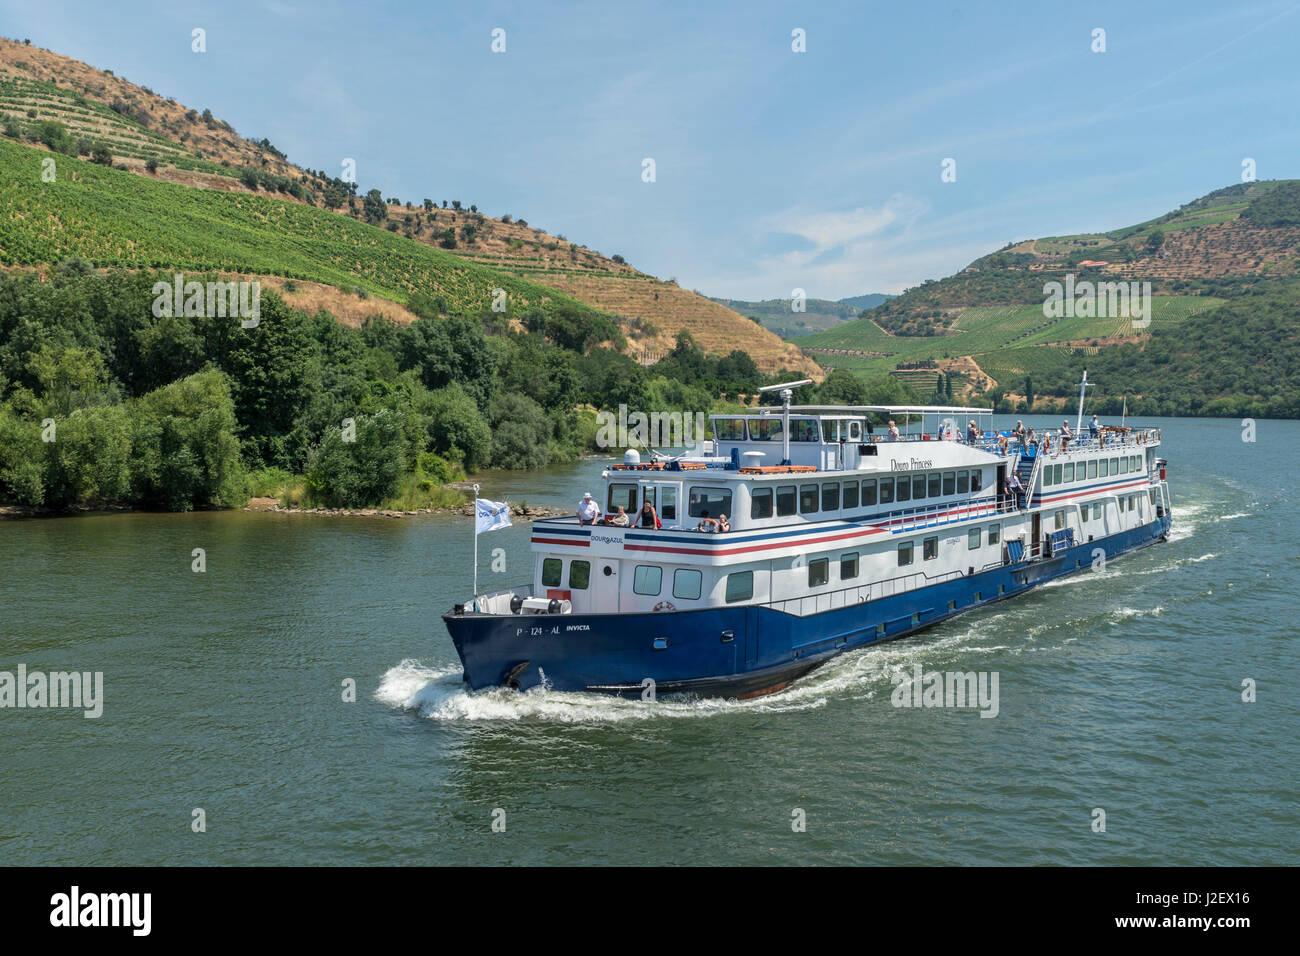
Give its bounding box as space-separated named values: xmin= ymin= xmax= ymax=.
xmin=795 ymin=180 xmax=1300 ymax=409
xmin=0 ymin=35 xmax=815 ymax=376
xmin=710 ymin=292 xmax=893 ymax=339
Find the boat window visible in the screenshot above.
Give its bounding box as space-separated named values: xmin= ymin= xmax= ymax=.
xmin=542 ymin=558 xmax=562 ymax=587
xmin=808 ymin=558 xmax=829 ymax=587
xmin=1133 ymin=455 xmax=1141 ymax=471
xmin=799 ymin=484 xmax=819 ymax=513
xmin=688 ymin=486 xmax=732 ymax=519
xmin=659 ymin=485 xmax=677 ymax=520
xmin=1099 ymin=458 xmax=1108 ymax=477
xmin=673 ymin=568 xmax=702 ymax=601
xmin=957 ymin=471 xmax=970 ymax=494
xmin=968 ymin=528 xmax=981 ymax=550
xmin=1080 ymin=503 xmax=1089 ymax=520
xmin=714 ymin=418 xmax=747 ymax=441
xmin=923 ymin=536 xmax=938 ymax=560
xmin=861 ymin=478 xmax=877 ymax=506
xmin=749 ymin=418 xmax=783 ymax=442
xmin=912 ymin=474 xmax=926 ymax=499
xmin=1120 ymin=457 xmax=1129 ymax=474
xmin=971 ymin=469 xmax=983 ymax=492
xmin=569 ymin=560 xmax=591 ymax=590
xmin=1054 ymin=511 xmax=1065 ymax=530
xmin=1053 ymin=464 xmax=1063 ymax=485
xmin=988 ymin=523 xmax=1000 ymax=545
xmin=879 ymin=477 xmax=894 ymax=504
xmin=1088 ymin=460 xmax=1097 ymax=479
xmin=898 ymin=542 xmax=914 ymax=566
xmin=841 ymin=552 xmax=859 ymax=580
xmin=776 ymin=485 xmax=796 ymax=516
xmin=751 ymin=487 xmax=773 ymax=519
xmin=928 ymin=473 xmax=941 ymax=497
xmin=1044 ymin=467 xmax=1054 ymax=487
xmin=1128 ymin=496 xmax=1136 ymax=512
xmin=847 ymin=421 xmax=861 ymax=441
xmin=895 ymin=475 xmax=911 ymax=502
xmin=725 ymin=571 xmax=753 ymax=603
xmin=790 ymin=419 xmax=820 ymax=442
xmin=633 ymin=565 xmax=662 ymax=595
xmin=608 ymin=483 xmax=637 ymax=514
xmin=822 ymin=482 xmax=839 ymax=511
xmin=942 ymin=472 xmax=955 ymax=496
xmin=1064 ymin=463 xmax=1075 ymax=482
xmin=843 ymin=481 xmax=859 ymax=510
xmin=1110 ymin=457 xmax=1119 ymax=474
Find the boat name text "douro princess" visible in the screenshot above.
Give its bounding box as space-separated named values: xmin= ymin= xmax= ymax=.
xmin=890 ymin=458 xmax=934 ymax=471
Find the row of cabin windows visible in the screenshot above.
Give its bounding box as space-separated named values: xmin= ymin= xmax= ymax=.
xmin=749 ymin=469 xmax=984 ymax=519
xmin=542 ymin=557 xmax=591 ymax=590
xmin=714 ymin=417 xmax=823 ymax=443
xmin=544 ymin=558 xmax=707 ymax=601
xmin=550 ymin=518 xmax=1014 ymax=603
xmin=897 ymin=523 xmax=1002 ymax=566
xmin=632 ymin=565 xmax=702 ymax=600
xmin=1043 ymin=454 xmax=1142 ymax=487
xmin=1075 ymin=494 xmax=1145 ymax=523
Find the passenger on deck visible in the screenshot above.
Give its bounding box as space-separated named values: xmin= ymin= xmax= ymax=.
xmin=1026 ymin=426 xmax=1037 ymax=450
xmin=888 ymin=419 xmax=900 ymax=440
xmin=717 ymin=513 xmax=730 ymax=533
xmin=1089 ymin=414 xmax=1101 ymax=441
xmin=1060 ymin=420 xmax=1073 ymax=450
xmin=1007 ymin=472 xmax=1026 ymax=509
xmin=577 ymin=492 xmax=601 ymax=525
xmin=967 ymin=420 xmax=980 ymax=444
xmin=608 ymin=506 xmax=630 ymax=527
xmin=637 ymin=498 xmax=660 ymax=529
xmin=696 ymin=510 xmax=720 ymax=532
xmin=1014 ymin=420 xmax=1026 ymax=447
xmin=998 ymin=434 xmax=1009 ymax=455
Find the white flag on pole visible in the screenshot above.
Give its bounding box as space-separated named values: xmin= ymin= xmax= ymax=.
xmin=475 ymin=498 xmax=512 ymax=534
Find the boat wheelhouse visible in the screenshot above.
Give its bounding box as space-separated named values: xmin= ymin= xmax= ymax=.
xmin=444 ymin=390 xmax=1172 ymax=698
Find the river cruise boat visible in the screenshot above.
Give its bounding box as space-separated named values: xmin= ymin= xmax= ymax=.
xmin=443 ymin=382 xmax=1172 ymax=698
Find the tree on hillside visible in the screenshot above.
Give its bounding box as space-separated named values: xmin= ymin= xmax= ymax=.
xmin=362 ymin=188 xmax=386 ymax=224
xmin=817 ymin=368 xmax=867 ymax=406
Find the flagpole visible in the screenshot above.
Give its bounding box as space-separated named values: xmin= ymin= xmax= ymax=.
xmin=472 ymin=483 xmax=480 ymax=604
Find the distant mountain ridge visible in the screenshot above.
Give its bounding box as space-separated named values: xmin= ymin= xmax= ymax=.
xmin=708 ymin=291 xmax=894 ymax=339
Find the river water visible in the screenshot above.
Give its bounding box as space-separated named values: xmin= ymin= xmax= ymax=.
xmin=1 ymin=415 xmax=1296 ymax=865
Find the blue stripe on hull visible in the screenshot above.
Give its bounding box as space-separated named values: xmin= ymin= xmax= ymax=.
xmin=443 ymin=516 xmax=1171 ymax=697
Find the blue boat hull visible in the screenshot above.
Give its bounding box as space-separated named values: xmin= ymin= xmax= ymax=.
xmin=442 ymin=516 xmax=1171 ymax=698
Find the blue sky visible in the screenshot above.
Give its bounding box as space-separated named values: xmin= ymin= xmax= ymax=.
xmin=4 ymin=0 xmax=1298 ymax=299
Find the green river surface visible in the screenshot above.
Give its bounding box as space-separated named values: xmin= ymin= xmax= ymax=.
xmin=1 ymin=415 xmax=1296 ymax=865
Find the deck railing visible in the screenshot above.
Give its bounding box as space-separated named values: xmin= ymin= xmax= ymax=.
xmin=762 ymin=566 xmax=967 ymax=617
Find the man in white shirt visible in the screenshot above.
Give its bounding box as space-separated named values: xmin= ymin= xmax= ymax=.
xmin=577 ymin=492 xmax=601 ymax=525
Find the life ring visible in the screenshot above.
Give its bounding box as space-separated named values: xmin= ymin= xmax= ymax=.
xmin=696 ymin=518 xmax=720 ymax=532
xmin=653 ymin=601 xmax=677 ymax=612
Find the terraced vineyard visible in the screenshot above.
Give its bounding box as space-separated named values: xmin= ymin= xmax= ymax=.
xmin=0 ymin=137 xmax=599 ymax=317
xmin=798 ymin=294 xmax=1223 ymax=385
xmin=0 ymin=74 xmax=235 ymax=177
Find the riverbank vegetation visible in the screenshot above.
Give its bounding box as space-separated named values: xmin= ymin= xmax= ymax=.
xmin=0 ymin=266 xmax=914 ymax=512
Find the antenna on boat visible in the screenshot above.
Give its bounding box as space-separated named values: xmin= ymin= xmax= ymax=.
xmin=1075 ymin=369 xmax=1094 ymax=434
xmin=758 ymin=379 xmax=812 ymax=465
